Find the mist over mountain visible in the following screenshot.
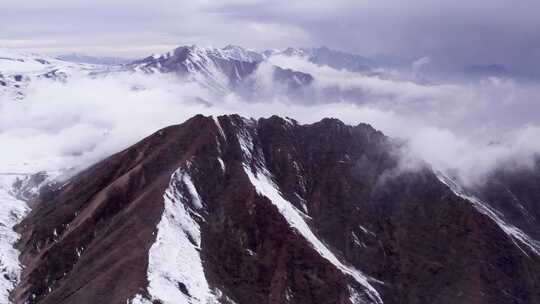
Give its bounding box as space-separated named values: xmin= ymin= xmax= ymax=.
xmin=55 ymin=53 xmax=131 ymax=65
xmin=2 ymin=43 xmax=539 ymax=184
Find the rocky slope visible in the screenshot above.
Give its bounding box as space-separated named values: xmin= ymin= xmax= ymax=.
xmin=3 ymin=115 xmax=539 ymax=304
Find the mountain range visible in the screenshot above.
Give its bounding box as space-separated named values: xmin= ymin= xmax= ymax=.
xmin=1 ymin=44 xmax=538 ymax=304
xmin=0 ymin=44 xmax=517 ymax=101
xmin=124 ymin=45 xmax=314 ymax=94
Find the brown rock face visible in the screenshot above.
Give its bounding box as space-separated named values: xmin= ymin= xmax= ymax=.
xmin=12 ymin=115 xmax=540 ymax=304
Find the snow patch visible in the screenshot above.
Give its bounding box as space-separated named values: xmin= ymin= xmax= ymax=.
xmin=129 ymin=294 xmax=152 ymax=304
xmin=294 ymin=193 xmax=309 ymax=214
xmin=181 ymin=173 xmax=203 ymax=210
xmin=285 ymin=287 xmax=293 ymax=302
xmin=352 ymin=232 xmax=366 ymax=248
xmin=349 ymin=285 xmax=371 ymax=304
xmin=237 ymin=128 xmax=255 ymax=161
xmin=140 ymin=166 xmax=217 ymax=304
xmin=75 ymin=246 xmax=84 ymax=258
xmin=0 ymin=47 xmax=104 ymax=100
xmin=0 ymin=175 xmax=31 ymax=304
xmin=217 ymin=158 xmax=225 ymax=172
xmin=212 ymin=116 xmax=227 ymax=141
xmin=358 ymin=225 xmax=376 ymax=237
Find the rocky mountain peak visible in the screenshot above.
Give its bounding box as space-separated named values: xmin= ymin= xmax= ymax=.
xmin=8 ymin=114 xmax=540 ymax=304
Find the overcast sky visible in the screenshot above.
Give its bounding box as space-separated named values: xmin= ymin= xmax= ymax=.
xmin=2 ymin=0 xmax=540 ymax=74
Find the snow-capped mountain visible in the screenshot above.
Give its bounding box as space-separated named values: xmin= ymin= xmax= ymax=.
xmin=264 ymin=46 xmax=374 ymax=72
xmin=127 ymin=45 xmax=261 ymax=92
xmin=3 ymin=114 xmax=540 ymax=304
xmin=0 ymin=49 xmax=105 ymax=100
xmin=125 ymin=45 xmax=313 ymax=93
xmin=3 ymin=44 xmax=517 ymax=103
xmin=0 ymin=45 xmax=379 ymax=101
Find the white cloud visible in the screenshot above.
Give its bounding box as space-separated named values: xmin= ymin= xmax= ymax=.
xmin=1 ymin=56 xmax=539 ymax=186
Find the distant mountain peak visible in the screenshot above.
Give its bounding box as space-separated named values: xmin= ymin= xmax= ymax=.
xmin=126 ymin=44 xmax=311 ymax=93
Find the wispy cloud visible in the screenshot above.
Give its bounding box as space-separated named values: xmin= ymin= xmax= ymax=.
xmin=2 ymin=54 xmax=539 ymax=184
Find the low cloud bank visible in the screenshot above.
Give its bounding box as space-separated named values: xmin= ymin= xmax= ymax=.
xmin=1 ymin=56 xmax=539 ymax=186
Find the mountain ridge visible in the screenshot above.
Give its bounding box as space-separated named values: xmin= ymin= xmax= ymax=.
xmin=6 ymin=114 xmax=540 ymax=304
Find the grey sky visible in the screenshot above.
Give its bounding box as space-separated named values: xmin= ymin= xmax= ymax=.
xmin=2 ymin=0 xmax=540 ymax=74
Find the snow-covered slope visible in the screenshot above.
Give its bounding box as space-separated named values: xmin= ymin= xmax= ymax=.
xmin=211 ymin=45 xmax=263 ymax=63
xmin=1 ymin=45 xmax=373 ymax=100
xmin=126 ymin=45 xmax=260 ymax=93
xmin=145 ymin=165 xmax=218 ymax=304
xmin=0 ymin=174 xmax=30 ymax=304
xmin=0 ymin=48 xmax=105 ymax=100
xmin=264 ymin=46 xmax=373 ymax=72
xmin=125 ymin=45 xmax=315 ymax=94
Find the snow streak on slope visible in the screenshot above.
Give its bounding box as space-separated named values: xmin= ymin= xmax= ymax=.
xmin=436 ymin=172 xmax=540 ymax=257
xmin=238 ymin=131 xmax=383 ymax=304
xmin=182 ymin=49 xmax=231 ymax=93
xmin=137 ymin=166 xmax=218 ymax=304
xmin=202 ymin=45 xmax=262 ymax=63
xmin=0 ymin=174 xmax=30 ymax=304
xmin=212 ymin=116 xmax=226 ymax=141
xmin=243 ymin=165 xmax=383 ymax=303
xmin=132 ymin=45 xmax=260 ymax=94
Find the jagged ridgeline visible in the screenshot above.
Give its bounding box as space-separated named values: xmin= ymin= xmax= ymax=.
xmin=5 ymin=115 xmax=540 ymax=304
xmin=0 ymin=45 xmax=372 ymax=101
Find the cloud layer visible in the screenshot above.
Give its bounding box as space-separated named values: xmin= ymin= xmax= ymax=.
xmin=1 ymin=55 xmax=539 ymax=186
